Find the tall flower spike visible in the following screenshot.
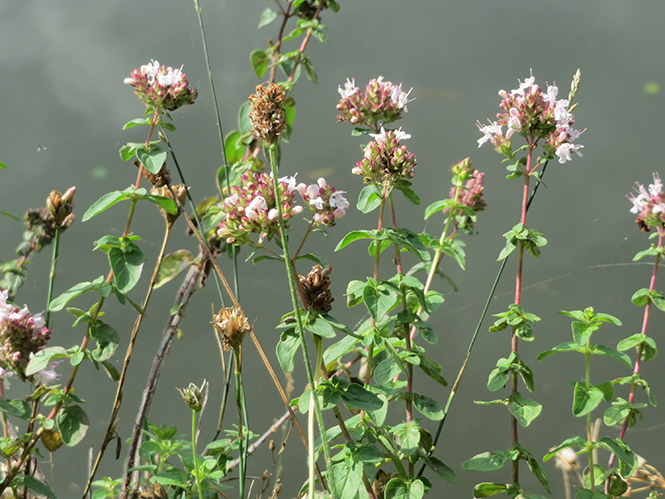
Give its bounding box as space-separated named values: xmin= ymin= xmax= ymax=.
xmin=477 ymin=72 xmax=583 ymax=163
xmin=248 ymin=82 xmax=287 ymax=145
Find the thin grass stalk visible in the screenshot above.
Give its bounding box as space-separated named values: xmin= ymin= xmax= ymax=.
xmin=84 ymin=218 xmax=175 ymax=497
xmin=191 ymin=0 xmax=239 ymax=302
xmin=234 ymin=351 xmax=247 ymax=499
xmin=44 ymin=227 xmax=60 ymax=329
xmin=267 ymin=144 xmax=337 ymax=497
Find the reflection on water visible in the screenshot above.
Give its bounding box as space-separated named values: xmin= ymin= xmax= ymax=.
xmin=0 ymin=0 xmax=664 ymax=497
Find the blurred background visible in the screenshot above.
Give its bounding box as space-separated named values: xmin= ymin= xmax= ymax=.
xmin=0 ymin=0 xmax=663 ymax=497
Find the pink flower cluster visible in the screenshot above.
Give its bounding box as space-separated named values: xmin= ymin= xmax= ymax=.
xmin=336 ymin=76 xmax=414 ymax=127
xmin=124 ymin=60 xmax=198 ymax=113
xmin=217 ymin=173 xmax=350 ymax=245
xmin=628 ymin=173 xmax=665 ymax=231
xmin=0 ymin=290 xmax=51 ymax=381
xmin=477 ymin=74 xmax=583 ymax=164
xmin=217 ymin=172 xmax=302 ymax=245
xmin=297 ymin=178 xmax=349 ymax=226
xmin=353 ymin=127 xmax=417 ymax=184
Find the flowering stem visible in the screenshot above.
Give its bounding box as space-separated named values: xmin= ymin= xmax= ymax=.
xmin=608 ymin=228 xmax=663 ymax=471
xmin=585 ymin=345 xmax=596 ymax=494
xmin=266 ymin=144 xmax=337 ymax=497
xmin=44 ymin=227 xmax=60 ymax=329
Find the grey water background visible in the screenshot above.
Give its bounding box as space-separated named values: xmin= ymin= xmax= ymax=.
xmin=0 ymin=0 xmax=664 ymax=497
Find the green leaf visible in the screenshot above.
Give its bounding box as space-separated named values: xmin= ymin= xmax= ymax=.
xmin=108 ymin=240 xmax=145 ymax=294
xmin=335 ymin=230 xmax=373 ymax=251
xmin=367 ymin=393 xmax=388 ymax=426
xmin=385 ymin=477 xmax=424 ymax=499
xmin=423 ymin=455 xmax=457 ymax=483
xmin=57 ymin=404 xmax=89 ymax=446
xmin=257 ymin=8 xmax=278 ymax=28
xmin=154 ymin=250 xmax=195 ymax=289
xmin=508 ymin=393 xmax=542 ymax=427
xmin=392 ymin=422 xmax=420 ymax=455
xmin=10 ymin=476 xmax=56 ymax=499
xmin=0 ymin=396 xmax=31 ymax=420
xmin=463 ymin=451 xmax=509 ymax=471
xmin=82 ymin=191 xmax=127 ymax=221
xmin=0 ymin=210 xmax=19 ymax=221
xmin=341 ymin=383 xmax=383 ymax=411
xmin=598 ymin=437 xmax=637 ymax=476
xmin=136 ymin=145 xmax=167 ymax=175
xmin=537 ymin=341 xmax=580 ymax=361
xmin=631 ymin=288 xmax=650 ymax=307
xmin=526 ymin=455 xmax=550 ymax=493
xmin=590 ymin=345 xmax=632 ymax=367
xmin=472 ymin=482 xmax=509 ymax=498
xmin=363 ymin=282 xmax=397 ymax=321
xmin=572 ymin=382 xmax=604 ymax=417
xmin=413 ymin=394 xmax=443 ymax=420
xmin=306 ymin=315 xmax=336 ymax=338
xmin=122 ymin=118 xmax=151 ymax=130
xmin=357 ymin=185 xmax=382 ymax=213
xmin=543 ymin=436 xmax=586 ymax=461
xmin=374 ymin=358 xmax=401 ymax=385
xmin=424 ymin=200 xmax=448 ymax=220
xmin=276 ymin=330 xmax=300 ymax=374
xmin=26 ymin=346 xmax=68 ymax=377
xmin=238 ymin=101 xmax=252 ymax=135
xmin=90 ymin=324 xmax=119 ymax=362
xmin=250 ymin=49 xmax=270 ymax=78
xmin=101 ymin=361 xmax=120 ymax=381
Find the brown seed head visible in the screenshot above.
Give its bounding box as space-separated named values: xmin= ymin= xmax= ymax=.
xmin=134 ymin=159 xmax=171 ymax=187
xmin=46 ymin=187 xmax=76 ymax=226
xmin=212 ymin=305 xmax=251 ymax=352
xmin=298 ymin=265 xmax=334 ymax=313
xmin=248 ymin=82 xmax=287 ymax=144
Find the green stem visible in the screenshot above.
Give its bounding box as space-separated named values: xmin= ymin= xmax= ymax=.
xmin=585 ymin=347 xmax=595 ymax=494
xmin=192 ymin=407 xmax=204 ymax=499
xmin=44 ymin=228 xmax=60 ymax=329
xmin=267 ymin=144 xmax=337 ymax=497
xmin=235 ymin=351 xmax=247 ymax=499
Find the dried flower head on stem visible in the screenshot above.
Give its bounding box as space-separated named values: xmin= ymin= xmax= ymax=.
xmin=249 ymin=82 xmax=288 ymax=145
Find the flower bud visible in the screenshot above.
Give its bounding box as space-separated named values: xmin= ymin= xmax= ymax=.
xmin=178 ymin=381 xmax=206 ymax=412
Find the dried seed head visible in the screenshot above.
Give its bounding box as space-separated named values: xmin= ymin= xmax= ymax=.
xmin=248 ymin=82 xmax=287 ymax=145
xmin=46 ymin=187 xmax=76 ymax=226
xmin=298 ymin=265 xmax=334 ymax=313
xmin=212 ymin=305 xmax=251 ymax=352
xmin=134 ymin=159 xmax=171 ymax=187
xmin=269 ymin=439 xmax=276 ymax=451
